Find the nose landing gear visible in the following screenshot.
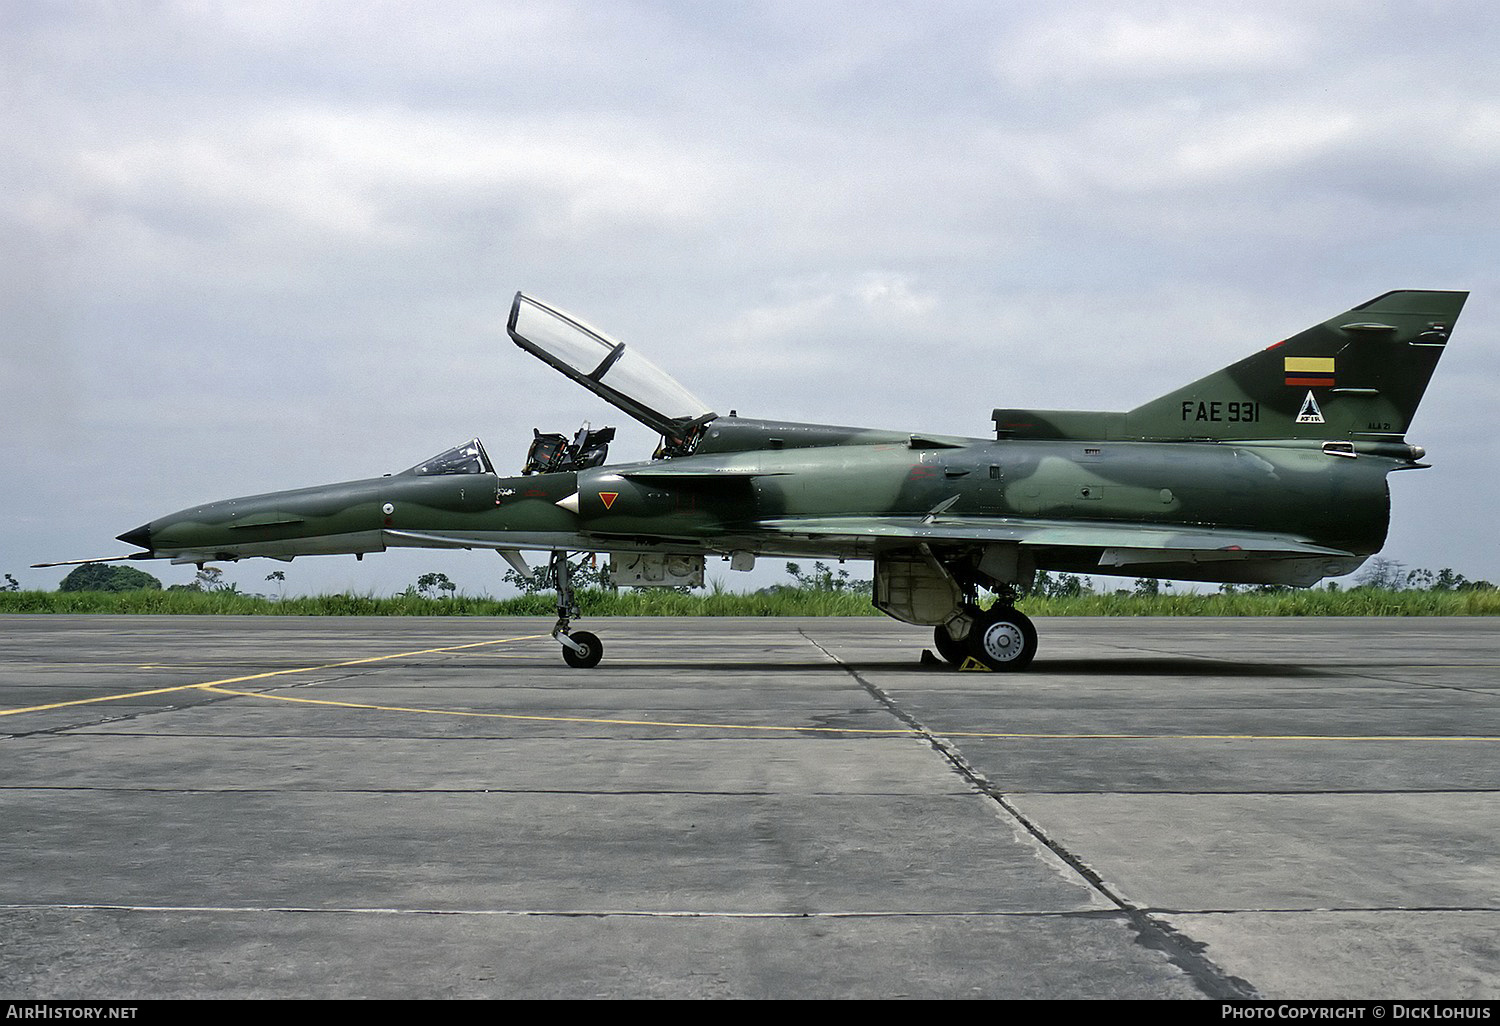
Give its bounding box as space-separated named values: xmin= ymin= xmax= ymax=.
xmin=548 ymin=550 xmax=604 ymax=668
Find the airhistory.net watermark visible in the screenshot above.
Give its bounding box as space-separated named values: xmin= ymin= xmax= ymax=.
xmin=5 ymin=1007 xmax=137 ymax=1020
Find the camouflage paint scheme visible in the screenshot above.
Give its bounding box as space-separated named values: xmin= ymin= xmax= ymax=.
xmin=55 ymin=289 xmax=1466 ymax=669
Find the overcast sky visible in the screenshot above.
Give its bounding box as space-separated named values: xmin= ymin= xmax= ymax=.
xmin=4 ymin=0 xmax=1498 ymax=597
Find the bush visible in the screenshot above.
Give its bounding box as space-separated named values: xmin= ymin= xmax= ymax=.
xmin=58 ymin=564 xmax=163 ymax=592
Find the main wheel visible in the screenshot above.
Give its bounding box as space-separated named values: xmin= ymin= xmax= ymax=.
xmin=561 ymin=630 xmax=603 ymax=668
xmin=933 ymin=624 xmax=968 ymax=665
xmin=933 ymin=603 xmax=979 ymax=666
xmin=968 ymin=607 xmax=1037 ymax=671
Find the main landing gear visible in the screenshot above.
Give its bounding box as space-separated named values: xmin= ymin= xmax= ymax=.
xmin=934 ymin=599 xmax=1038 ymax=672
xmin=549 ymin=551 xmax=603 ymax=668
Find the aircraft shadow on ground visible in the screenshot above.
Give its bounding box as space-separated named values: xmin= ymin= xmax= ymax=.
xmin=1007 ymin=657 xmax=1336 ymax=677
xmin=857 ymin=655 xmax=1338 ymax=678
xmin=426 ymin=659 xmax=850 ymax=674
xmin=439 ymin=655 xmax=1337 ymax=677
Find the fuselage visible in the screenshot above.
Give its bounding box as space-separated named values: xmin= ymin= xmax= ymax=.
xmin=126 ymin=431 xmax=1399 ymax=579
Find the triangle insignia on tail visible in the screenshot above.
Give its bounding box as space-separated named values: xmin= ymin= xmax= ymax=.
xmin=1296 ymin=391 xmax=1325 ymax=424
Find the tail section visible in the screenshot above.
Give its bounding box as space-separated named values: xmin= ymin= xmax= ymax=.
xmin=1125 ymin=289 xmax=1467 ymax=442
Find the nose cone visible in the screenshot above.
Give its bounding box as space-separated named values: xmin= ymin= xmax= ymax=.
xmin=117 ymin=524 xmax=153 ymax=551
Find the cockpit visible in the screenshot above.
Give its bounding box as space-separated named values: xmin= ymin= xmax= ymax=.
xmin=401 ymin=430 xmax=614 ymax=479
xmin=523 ymin=423 xmax=615 ymax=475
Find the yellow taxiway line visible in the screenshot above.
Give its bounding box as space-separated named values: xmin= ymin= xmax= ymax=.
xmin=199 ymin=685 xmax=1500 ymax=742
xmin=0 ymin=635 xmax=547 ymax=718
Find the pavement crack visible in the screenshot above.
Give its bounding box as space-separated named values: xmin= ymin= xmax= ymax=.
xmin=0 ymin=687 xmax=247 ymax=739
xmin=799 ymin=628 xmax=1260 ymax=1000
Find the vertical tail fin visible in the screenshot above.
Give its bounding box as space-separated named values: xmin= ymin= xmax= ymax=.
xmin=1125 ymin=290 xmax=1467 ymax=442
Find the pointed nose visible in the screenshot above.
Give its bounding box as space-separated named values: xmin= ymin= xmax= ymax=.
xmin=117 ymin=524 xmax=152 ymax=551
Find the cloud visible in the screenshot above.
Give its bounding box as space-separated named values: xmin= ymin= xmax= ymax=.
xmin=997 ymin=6 xmax=1311 ymax=86
xmin=5 ymin=1 xmax=1499 ymax=595
xmin=43 ymin=108 xmax=736 ymax=262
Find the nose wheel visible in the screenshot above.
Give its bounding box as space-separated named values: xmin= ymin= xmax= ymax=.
xmin=560 ymin=629 xmax=603 ymax=668
xmin=548 ymin=551 xmax=604 ymax=668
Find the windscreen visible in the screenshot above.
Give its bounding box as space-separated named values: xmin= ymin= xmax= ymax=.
xmin=405 ymin=438 xmax=494 ymax=476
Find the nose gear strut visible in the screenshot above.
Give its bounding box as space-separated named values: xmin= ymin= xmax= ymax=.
xmin=548 ymin=550 xmax=603 ymax=668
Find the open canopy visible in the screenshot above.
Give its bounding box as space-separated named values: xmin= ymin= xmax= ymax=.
xmin=507 ymin=293 xmax=714 ymax=439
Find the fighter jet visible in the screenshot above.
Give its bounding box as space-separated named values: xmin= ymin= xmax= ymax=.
xmin=38 ymin=289 xmax=1466 ymax=670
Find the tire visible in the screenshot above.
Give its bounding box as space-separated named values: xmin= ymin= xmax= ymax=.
xmin=967 ymin=607 xmax=1037 ymax=671
xmin=933 ymin=623 xmax=969 ymax=665
xmin=561 ymin=630 xmax=603 ymax=668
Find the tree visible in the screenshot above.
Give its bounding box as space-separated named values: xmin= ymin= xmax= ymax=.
xmin=2 ymin=573 xmax=19 ymax=592
xmin=195 ymin=566 xmax=238 ymax=593
xmin=59 ymin=565 xmax=163 ymax=592
xmin=784 ymin=561 xmax=868 ymax=592
xmin=500 ymin=567 xmax=548 ymax=595
xmin=416 ymin=572 xmax=457 ymax=598
xmin=1432 ymin=568 xmax=1470 ymax=592
xmin=1356 ymin=558 xmax=1406 ymax=590
xmin=1405 ymin=567 xmax=1436 ymax=591
xmin=166 ymin=566 xmax=238 ymax=593
xmin=1030 ymin=571 xmax=1091 ymax=598
xmin=502 ymin=555 xmax=613 ymax=595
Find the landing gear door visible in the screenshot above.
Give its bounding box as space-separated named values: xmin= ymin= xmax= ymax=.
xmin=507 ymin=293 xmax=716 ymax=441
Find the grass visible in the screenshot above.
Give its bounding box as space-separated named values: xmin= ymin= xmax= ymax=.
xmin=1021 ymin=588 xmax=1500 ymax=617
xmin=2 ymin=586 xmax=1497 ymax=617
xmin=0 ymin=587 xmax=877 ymax=617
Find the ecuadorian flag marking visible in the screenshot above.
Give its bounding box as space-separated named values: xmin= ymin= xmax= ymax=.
xmin=1284 ymin=356 xmax=1335 ymax=387
xmin=599 ymin=491 xmax=619 ymax=510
